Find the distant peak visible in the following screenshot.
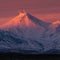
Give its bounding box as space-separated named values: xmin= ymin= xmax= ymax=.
xmin=18 ymin=10 xmax=27 ymax=18
xmin=50 ymin=21 xmax=60 ymax=28
xmin=52 ymin=21 xmax=60 ymax=25
xmin=21 ymin=10 xmax=27 ymax=13
xmin=19 ymin=10 xmax=27 ymax=15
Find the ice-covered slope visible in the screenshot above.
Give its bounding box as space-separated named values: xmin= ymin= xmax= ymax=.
xmin=0 ymin=11 xmax=60 ymax=54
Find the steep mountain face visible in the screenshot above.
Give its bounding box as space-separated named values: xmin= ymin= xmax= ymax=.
xmin=0 ymin=11 xmax=50 ymax=28
xmin=0 ymin=11 xmax=50 ymax=41
xmin=0 ymin=11 xmax=60 ymax=53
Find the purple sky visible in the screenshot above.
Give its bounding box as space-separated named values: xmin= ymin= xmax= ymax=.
xmin=0 ymin=0 xmax=60 ymax=17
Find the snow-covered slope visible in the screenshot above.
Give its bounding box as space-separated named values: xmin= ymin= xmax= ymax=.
xmin=0 ymin=11 xmax=50 ymax=43
xmin=0 ymin=11 xmax=60 ymax=54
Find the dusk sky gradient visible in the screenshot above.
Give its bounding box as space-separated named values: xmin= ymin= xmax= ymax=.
xmin=0 ymin=0 xmax=60 ymax=24
xmin=0 ymin=0 xmax=60 ymax=17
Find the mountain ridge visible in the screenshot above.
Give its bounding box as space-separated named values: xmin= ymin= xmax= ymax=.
xmin=0 ymin=11 xmax=51 ymax=29
xmin=0 ymin=11 xmax=60 ymax=54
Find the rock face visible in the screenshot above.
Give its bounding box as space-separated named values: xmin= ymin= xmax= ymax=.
xmin=0 ymin=11 xmax=60 ymax=54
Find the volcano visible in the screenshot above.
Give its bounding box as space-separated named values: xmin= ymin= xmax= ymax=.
xmin=0 ymin=11 xmax=60 ymax=54
xmin=0 ymin=11 xmax=50 ymax=28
